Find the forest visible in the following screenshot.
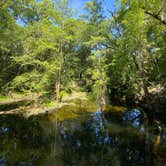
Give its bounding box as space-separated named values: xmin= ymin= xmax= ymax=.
xmin=0 ymin=0 xmax=166 ymax=111
xmin=0 ymin=0 xmax=166 ymax=165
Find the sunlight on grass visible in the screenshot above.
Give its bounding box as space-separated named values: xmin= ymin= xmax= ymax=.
xmin=0 ymin=94 xmax=12 ymax=102
xmin=104 ymin=105 xmax=127 ymax=113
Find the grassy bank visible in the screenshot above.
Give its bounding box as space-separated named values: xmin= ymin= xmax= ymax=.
xmin=0 ymin=92 xmax=98 ymax=117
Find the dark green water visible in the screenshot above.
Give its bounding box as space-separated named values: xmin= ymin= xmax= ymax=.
xmin=0 ymin=106 xmax=166 ymax=166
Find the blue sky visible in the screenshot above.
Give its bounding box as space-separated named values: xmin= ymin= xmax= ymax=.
xmin=70 ymin=0 xmax=90 ymax=11
xmin=17 ymin=0 xmax=117 ymax=25
xmin=36 ymin=0 xmax=117 ymax=17
xmin=69 ymin=0 xmax=117 ymax=17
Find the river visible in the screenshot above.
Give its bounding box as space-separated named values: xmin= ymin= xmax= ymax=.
xmin=0 ymin=104 xmax=166 ymax=166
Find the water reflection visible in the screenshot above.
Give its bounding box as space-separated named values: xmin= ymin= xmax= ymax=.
xmin=0 ymin=106 xmax=165 ymax=165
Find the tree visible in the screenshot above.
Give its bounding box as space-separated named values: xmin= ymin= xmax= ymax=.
xmin=0 ymin=0 xmax=24 ymax=91
xmin=105 ymin=0 xmax=166 ymax=106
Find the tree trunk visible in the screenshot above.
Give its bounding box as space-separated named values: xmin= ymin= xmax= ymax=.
xmin=56 ymin=22 xmax=64 ymax=102
xmin=56 ymin=80 xmax=60 ymax=102
xmin=140 ymin=48 xmax=152 ymax=111
xmin=98 ymin=53 xmax=105 ymax=109
xmin=56 ymin=44 xmax=62 ymax=102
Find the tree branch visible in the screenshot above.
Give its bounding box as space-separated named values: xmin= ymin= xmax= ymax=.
xmin=145 ymin=10 xmax=166 ymax=26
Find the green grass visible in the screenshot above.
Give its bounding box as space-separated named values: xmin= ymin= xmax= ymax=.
xmin=0 ymin=94 xmax=12 ymax=102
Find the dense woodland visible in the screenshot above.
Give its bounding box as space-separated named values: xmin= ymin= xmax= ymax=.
xmin=0 ymin=0 xmax=166 ymax=113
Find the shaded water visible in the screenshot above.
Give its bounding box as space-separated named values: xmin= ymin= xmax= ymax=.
xmin=0 ymin=105 xmax=166 ymax=166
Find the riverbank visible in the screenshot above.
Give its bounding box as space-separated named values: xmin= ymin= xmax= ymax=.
xmin=1 ymin=85 xmax=165 ymax=119
xmin=0 ymin=92 xmax=98 ymax=117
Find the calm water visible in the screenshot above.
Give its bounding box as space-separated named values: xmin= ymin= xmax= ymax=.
xmin=0 ymin=105 xmax=166 ymax=166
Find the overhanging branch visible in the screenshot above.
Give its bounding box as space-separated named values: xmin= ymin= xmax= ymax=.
xmin=145 ymin=10 xmax=166 ymax=26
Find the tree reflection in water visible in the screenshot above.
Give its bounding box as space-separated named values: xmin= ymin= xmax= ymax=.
xmin=0 ymin=107 xmax=166 ymax=165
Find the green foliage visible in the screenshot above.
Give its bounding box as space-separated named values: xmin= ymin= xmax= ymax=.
xmin=0 ymin=0 xmax=165 ymax=103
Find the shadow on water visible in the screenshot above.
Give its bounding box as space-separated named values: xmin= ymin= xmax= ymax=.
xmin=0 ymin=105 xmax=166 ymax=166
